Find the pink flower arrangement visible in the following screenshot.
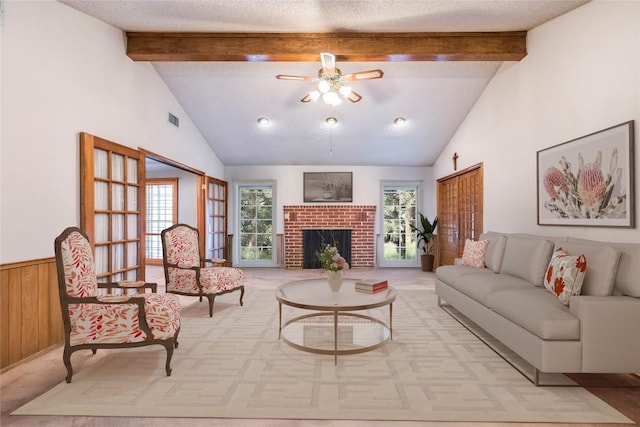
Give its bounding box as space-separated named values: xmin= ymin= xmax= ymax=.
xmin=316 ymin=244 xmax=349 ymax=272
xmin=542 ymin=149 xmax=626 ymax=219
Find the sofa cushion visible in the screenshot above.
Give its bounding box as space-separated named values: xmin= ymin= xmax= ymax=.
xmin=500 ymin=236 xmax=554 ymax=287
xmin=461 ymin=239 xmax=489 ymax=267
xmin=435 ymin=264 xmax=494 ymax=285
xmin=612 ymin=244 xmax=640 ymax=297
xmin=487 ymin=288 xmax=580 ymax=340
xmin=543 ymin=247 xmax=587 ymax=306
xmin=558 ymin=241 xmax=620 ymax=296
xmin=480 ymin=232 xmax=507 ymax=273
xmin=453 ymin=273 xmax=532 ymax=306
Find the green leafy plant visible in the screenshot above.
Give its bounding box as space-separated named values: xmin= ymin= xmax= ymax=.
xmin=409 ymin=213 xmax=438 ymax=255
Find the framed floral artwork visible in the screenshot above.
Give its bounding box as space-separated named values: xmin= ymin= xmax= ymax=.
xmin=537 ymin=121 xmax=635 ymax=227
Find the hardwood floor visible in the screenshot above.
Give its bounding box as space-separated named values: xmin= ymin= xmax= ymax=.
xmin=1 ymin=267 xmax=638 ymax=426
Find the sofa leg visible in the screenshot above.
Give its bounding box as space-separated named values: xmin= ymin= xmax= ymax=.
xmin=534 ymin=368 xmax=540 ymax=386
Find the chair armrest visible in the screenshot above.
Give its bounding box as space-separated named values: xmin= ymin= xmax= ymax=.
xmin=67 ymin=295 xmax=146 ymax=309
xmin=204 ymin=258 xmax=226 ymax=267
xmin=166 ymin=262 xmax=199 ymax=271
xmin=569 ymin=295 xmax=640 ymax=372
xmin=98 ymin=281 xmax=158 ymax=293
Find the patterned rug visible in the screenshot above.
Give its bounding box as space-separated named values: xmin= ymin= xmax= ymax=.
xmin=12 ymin=289 xmax=631 ymax=423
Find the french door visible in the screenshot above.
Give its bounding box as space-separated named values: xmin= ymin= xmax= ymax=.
xmin=437 ymin=164 xmax=483 ymax=266
xmin=237 ymin=183 xmax=276 ymax=266
xmin=379 ymin=182 xmax=420 ymax=267
xmin=80 ymin=133 xmax=146 ymax=282
xmin=205 ymin=177 xmax=229 ymax=262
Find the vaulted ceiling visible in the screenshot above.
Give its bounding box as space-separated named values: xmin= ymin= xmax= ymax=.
xmin=60 ymin=0 xmax=588 ymax=166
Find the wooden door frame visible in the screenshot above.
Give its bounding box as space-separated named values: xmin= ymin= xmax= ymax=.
xmin=138 ymin=148 xmax=208 ymax=256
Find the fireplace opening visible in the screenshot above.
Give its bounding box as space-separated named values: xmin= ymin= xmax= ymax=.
xmin=302 ymin=229 xmax=352 ymax=269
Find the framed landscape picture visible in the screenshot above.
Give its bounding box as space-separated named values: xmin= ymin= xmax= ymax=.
xmin=303 ymin=172 xmax=353 ymax=202
xmin=537 ymin=121 xmax=635 ymax=227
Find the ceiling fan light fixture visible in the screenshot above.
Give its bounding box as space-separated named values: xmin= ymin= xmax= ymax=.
xmin=276 ymin=52 xmax=383 ymax=105
xmin=318 ymin=80 xmax=331 ymax=94
xmin=339 ymin=85 xmax=352 ymax=97
xmin=322 ymin=91 xmax=341 ymax=106
xmin=257 ymin=117 xmax=270 ymax=126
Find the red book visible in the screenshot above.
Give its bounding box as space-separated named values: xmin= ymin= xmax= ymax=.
xmin=355 ymin=280 xmax=388 ymax=293
xmin=355 ymin=285 xmax=388 ymax=294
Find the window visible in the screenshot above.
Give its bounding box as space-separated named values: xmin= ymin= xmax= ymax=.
xmin=380 ymin=182 xmax=419 ymax=266
xmin=237 ymin=183 xmax=276 ymax=266
xmin=145 ymin=179 xmax=177 ymax=264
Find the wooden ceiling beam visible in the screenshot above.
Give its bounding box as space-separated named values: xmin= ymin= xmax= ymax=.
xmin=126 ymin=32 xmax=527 ymax=62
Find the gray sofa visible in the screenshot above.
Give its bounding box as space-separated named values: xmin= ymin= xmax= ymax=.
xmin=435 ymin=231 xmax=640 ymax=385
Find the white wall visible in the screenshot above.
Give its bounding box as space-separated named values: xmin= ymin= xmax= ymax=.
xmin=433 ymin=0 xmax=640 ymax=243
xmin=225 ymin=165 xmax=435 ymax=236
xmin=0 ymin=1 xmax=224 ymax=263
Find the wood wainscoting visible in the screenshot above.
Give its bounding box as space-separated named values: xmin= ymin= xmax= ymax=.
xmin=0 ymin=258 xmax=63 ymax=371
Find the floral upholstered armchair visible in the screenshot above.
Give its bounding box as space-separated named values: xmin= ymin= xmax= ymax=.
xmin=54 ymin=227 xmax=181 ymax=383
xmin=161 ymin=223 xmax=244 ymax=317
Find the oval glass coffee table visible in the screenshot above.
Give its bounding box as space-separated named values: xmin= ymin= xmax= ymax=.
xmin=275 ymin=278 xmax=396 ymax=364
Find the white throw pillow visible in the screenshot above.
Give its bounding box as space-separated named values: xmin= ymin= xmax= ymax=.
xmin=461 ymin=239 xmax=489 ymax=268
xmin=544 ymin=247 xmax=587 ymax=306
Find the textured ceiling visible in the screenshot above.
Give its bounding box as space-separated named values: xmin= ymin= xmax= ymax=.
xmin=60 ymin=0 xmax=589 ymax=166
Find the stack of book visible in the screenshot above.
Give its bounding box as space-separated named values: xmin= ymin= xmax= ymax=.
xmin=355 ymin=279 xmax=388 ymax=294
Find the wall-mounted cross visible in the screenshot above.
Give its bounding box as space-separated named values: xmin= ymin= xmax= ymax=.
xmin=453 ymin=152 xmax=459 ymax=171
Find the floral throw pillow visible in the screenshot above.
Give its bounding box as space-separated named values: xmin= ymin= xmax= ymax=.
xmin=544 ymin=247 xmax=587 ymax=306
xmin=461 ymin=239 xmax=489 ymax=268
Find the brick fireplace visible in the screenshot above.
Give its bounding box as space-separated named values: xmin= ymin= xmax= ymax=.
xmin=283 ymin=205 xmax=376 ymax=269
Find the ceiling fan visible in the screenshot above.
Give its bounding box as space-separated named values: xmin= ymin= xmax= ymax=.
xmin=276 ymin=52 xmax=384 ymax=105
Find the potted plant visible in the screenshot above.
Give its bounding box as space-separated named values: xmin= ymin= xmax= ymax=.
xmin=410 ymin=213 xmax=438 ymax=272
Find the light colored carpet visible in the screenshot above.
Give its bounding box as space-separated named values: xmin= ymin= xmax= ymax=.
xmin=12 ymin=288 xmax=631 ymax=423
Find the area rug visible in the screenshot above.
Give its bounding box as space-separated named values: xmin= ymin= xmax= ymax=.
xmin=13 ymin=289 xmax=631 ymax=423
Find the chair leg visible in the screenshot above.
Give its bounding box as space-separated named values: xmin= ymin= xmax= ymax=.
xmin=207 ymin=294 xmax=216 ymax=317
xmin=173 ymin=328 xmax=180 ymax=348
xmin=238 ymin=286 xmax=245 ymax=306
xmin=163 ymin=340 xmax=174 ymax=377
xmin=63 ymin=345 xmax=73 ymax=383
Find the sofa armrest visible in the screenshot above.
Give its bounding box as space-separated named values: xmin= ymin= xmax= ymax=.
xmin=569 ymin=295 xmax=640 ymax=372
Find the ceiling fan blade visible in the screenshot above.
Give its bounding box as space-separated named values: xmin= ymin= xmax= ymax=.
xmin=341 ymin=69 xmax=384 ymax=82
xmin=346 ymin=90 xmax=362 ymax=103
xmin=320 ymin=52 xmax=336 ymax=74
xmin=276 ymin=74 xmax=318 ymax=81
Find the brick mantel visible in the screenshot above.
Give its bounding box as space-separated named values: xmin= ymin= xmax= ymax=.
xmin=284 ymin=205 xmax=376 ymax=269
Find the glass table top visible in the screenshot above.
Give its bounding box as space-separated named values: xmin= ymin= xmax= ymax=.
xmin=275 ymin=278 xmax=396 ymax=311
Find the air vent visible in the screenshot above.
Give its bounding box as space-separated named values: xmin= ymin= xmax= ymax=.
xmin=168 ymin=112 xmax=179 ymax=128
